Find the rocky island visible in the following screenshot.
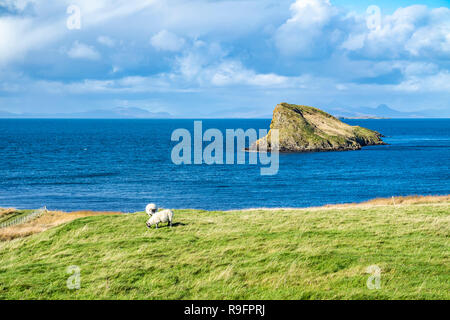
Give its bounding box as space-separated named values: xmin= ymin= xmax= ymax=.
xmin=250 ymin=103 xmax=385 ymax=152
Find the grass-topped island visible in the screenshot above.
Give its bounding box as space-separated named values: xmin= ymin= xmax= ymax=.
xmin=0 ymin=196 xmax=448 ymax=300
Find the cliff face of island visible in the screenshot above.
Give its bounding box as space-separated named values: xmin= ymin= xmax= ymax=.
xmin=250 ymin=103 xmax=385 ymax=152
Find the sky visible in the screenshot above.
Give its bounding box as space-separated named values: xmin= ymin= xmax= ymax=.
xmin=0 ymin=0 xmax=449 ymax=117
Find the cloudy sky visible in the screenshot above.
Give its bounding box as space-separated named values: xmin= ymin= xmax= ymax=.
xmin=0 ymin=0 xmax=449 ymax=117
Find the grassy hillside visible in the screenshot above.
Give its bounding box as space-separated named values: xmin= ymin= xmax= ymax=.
xmin=0 ymin=198 xmax=449 ymax=300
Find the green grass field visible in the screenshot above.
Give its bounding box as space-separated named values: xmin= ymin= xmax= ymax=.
xmin=0 ymin=201 xmax=448 ymax=300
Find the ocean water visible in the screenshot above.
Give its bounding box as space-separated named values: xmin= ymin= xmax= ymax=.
xmin=0 ymin=119 xmax=448 ymax=212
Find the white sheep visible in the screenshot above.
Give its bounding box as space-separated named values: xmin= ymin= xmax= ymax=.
xmin=145 ymin=203 xmax=157 ymax=217
xmin=146 ymin=209 xmax=174 ymax=229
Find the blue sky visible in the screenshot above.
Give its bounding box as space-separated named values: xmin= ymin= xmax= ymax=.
xmin=0 ymin=0 xmax=449 ymax=117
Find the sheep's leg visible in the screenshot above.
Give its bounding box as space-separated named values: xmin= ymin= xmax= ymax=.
xmin=156 ymin=223 xmax=159 ymax=229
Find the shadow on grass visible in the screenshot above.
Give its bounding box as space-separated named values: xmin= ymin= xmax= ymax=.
xmin=171 ymin=222 xmax=186 ymax=227
xmin=146 ymin=222 xmax=186 ymax=229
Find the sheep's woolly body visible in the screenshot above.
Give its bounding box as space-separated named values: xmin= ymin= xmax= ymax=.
xmin=146 ymin=209 xmax=174 ymax=228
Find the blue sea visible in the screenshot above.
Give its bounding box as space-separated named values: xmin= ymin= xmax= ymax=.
xmin=0 ymin=119 xmax=448 ymax=212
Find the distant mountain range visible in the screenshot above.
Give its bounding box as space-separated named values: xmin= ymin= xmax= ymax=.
xmin=0 ymin=104 xmax=447 ymax=119
xmin=203 ymin=104 xmax=447 ymax=119
xmin=0 ymin=107 xmax=172 ymax=119
xmin=326 ymin=104 xmax=446 ymax=119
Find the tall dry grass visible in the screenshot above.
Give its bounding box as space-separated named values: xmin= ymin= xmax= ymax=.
xmin=0 ymin=208 xmax=17 ymax=217
xmin=242 ymin=195 xmax=450 ymax=212
xmin=0 ymin=210 xmax=121 ymax=241
xmin=360 ymin=194 xmax=450 ymax=205
xmin=318 ymin=195 xmax=450 ymax=210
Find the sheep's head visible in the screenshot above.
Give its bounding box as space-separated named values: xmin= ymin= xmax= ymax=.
xmin=146 ymin=203 xmax=158 ymax=216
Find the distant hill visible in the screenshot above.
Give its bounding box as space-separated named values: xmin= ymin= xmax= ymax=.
xmin=327 ymin=104 xmax=443 ymax=119
xmin=1 ymin=104 xmax=446 ymax=119
xmin=0 ymin=107 xmax=172 ymax=119
xmin=0 ymin=111 xmax=16 ymax=118
xmin=203 ymin=104 xmax=447 ymax=119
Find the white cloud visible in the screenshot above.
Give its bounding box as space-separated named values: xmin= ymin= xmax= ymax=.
xmin=402 ymin=62 xmax=438 ymax=77
xmin=97 ymin=36 xmax=116 ymax=47
xmin=275 ymin=0 xmax=342 ymax=57
xmin=33 ymin=75 xmax=186 ymax=95
xmin=0 ymin=0 xmax=36 ymax=12
xmin=67 ymin=41 xmax=101 ymax=60
xmin=276 ymin=1 xmax=450 ymax=61
xmin=0 ymin=0 xmax=156 ymax=65
xmin=288 ymin=0 xmax=335 ymax=26
xmin=1 ymin=0 xmax=450 ymax=115
xmin=145 ymin=0 xmax=285 ymax=39
xmin=343 ymin=5 xmax=450 ymax=59
xmin=0 ymin=16 xmax=64 ymax=65
xmin=174 ymin=41 xmax=225 ymax=81
xmin=394 ymin=71 xmax=450 ymax=92
xmin=340 ymin=33 xmax=365 ymax=50
xmin=173 ymin=42 xmax=307 ymax=88
xmin=111 ymin=66 xmax=121 ymax=73
xmin=404 ymin=8 xmax=450 ymax=57
xmin=150 ymin=30 xmax=185 ymax=51
xmin=69 ymin=0 xmax=157 ymax=27
xmin=208 ymin=61 xmax=287 ymax=87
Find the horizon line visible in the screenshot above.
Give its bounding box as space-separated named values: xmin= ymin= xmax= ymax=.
xmin=1 ymin=117 xmax=450 ymax=120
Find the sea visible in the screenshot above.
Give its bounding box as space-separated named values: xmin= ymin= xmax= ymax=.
xmin=0 ymin=119 xmax=448 ymax=212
